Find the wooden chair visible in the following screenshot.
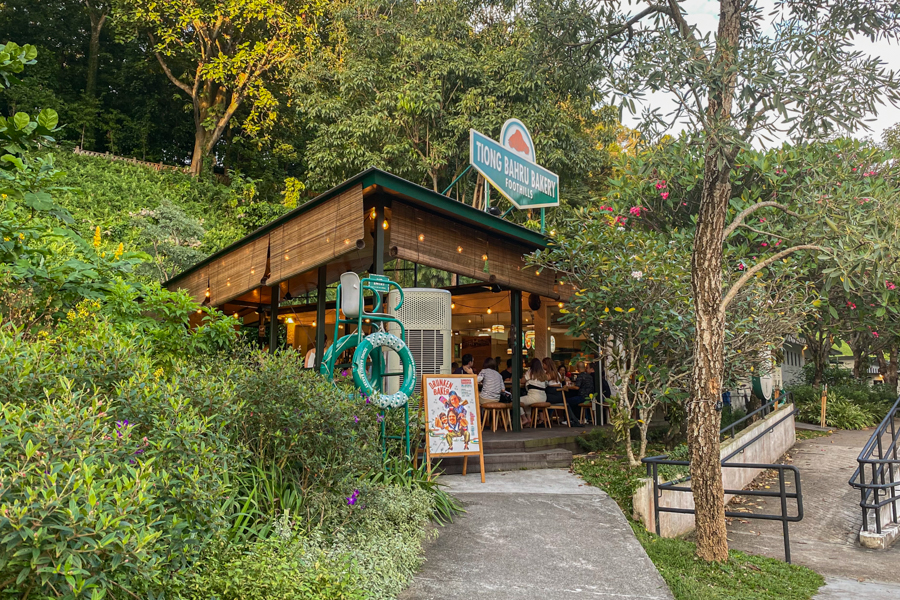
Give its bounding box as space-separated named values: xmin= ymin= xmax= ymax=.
xmin=546 ymin=387 xmax=571 ymax=427
xmin=579 ymin=400 xmax=597 ymax=426
xmin=547 ymin=404 xmax=570 ymax=427
xmin=529 ymin=402 xmax=552 ymax=428
xmin=481 ymin=402 xmax=511 ymax=432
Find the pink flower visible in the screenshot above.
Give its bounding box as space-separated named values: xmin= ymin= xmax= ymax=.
xmin=629 ymin=206 xmax=643 ymax=216
xmin=761 ymin=242 xmax=768 ymax=247
xmin=737 ymin=263 xmax=745 ymax=271
xmin=873 ymin=331 xmax=880 ymax=338
xmin=775 ymin=240 xmax=782 ymax=247
xmin=886 ymin=282 xmax=896 ymax=290
xmin=759 ymin=217 xmax=766 ymax=223
xmin=661 ymin=192 xmax=669 ymax=200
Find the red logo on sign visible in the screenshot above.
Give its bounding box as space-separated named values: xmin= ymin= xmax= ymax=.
xmin=508 ymin=130 xmax=530 ymax=156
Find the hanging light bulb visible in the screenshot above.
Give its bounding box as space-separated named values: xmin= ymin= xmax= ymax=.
xmin=487 ymin=308 xmax=492 ymax=315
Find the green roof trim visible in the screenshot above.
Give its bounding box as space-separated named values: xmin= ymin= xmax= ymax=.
xmin=358 ymin=169 xmax=548 ymax=247
xmin=166 ymin=167 xmax=548 ymax=286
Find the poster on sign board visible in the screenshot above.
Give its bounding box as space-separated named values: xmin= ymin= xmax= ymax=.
xmin=422 ymin=374 xmax=485 ymax=482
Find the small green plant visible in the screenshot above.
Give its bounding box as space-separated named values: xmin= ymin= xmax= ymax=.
xmin=369 ymin=456 xmax=463 ymax=524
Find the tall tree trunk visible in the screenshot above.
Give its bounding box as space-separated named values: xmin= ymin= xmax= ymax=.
xmin=83 ymin=1 xmax=107 ymax=150
xmin=85 ymin=6 xmax=106 ymax=100
xmin=850 ymin=333 xmax=869 ymax=380
xmin=688 ymin=153 xmax=730 ymax=562
xmin=190 ymin=128 xmax=206 ymax=177
xmin=686 ymin=0 xmax=742 ymax=563
xmin=877 ymin=344 xmax=899 ymax=393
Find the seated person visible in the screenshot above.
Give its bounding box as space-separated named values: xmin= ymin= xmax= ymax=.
xmin=500 ymin=358 xmax=513 ymax=381
xmin=544 ymin=357 xmax=581 ymax=426
xmin=454 ymin=354 xmax=475 ymax=375
xmin=477 ymin=357 xmax=507 ymax=403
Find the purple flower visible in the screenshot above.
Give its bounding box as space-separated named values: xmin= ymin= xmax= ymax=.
xmin=354 ymin=415 xmax=359 ymax=424
xmin=134 ymin=448 xmax=145 ymax=455
xmin=377 ymin=414 xmax=384 ymax=423
xmin=346 ymin=489 xmax=360 ymax=506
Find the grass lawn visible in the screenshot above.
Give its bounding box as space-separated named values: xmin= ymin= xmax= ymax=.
xmin=572 ymin=448 xmax=825 ymax=599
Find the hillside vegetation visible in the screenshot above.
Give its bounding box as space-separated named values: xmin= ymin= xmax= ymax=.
xmin=47 ymin=149 xmax=289 ymax=279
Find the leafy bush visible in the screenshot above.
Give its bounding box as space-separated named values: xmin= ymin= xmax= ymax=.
xmin=801 ymin=362 xmax=855 ymax=386
xmin=796 ymin=393 xmax=877 ymax=430
xmin=577 ymin=427 xmax=620 ymax=452
xmin=789 ymin=383 xmax=896 ymax=429
xmin=230 ymin=352 xmax=382 ymax=528
xmin=369 ymin=457 xmax=463 ymax=524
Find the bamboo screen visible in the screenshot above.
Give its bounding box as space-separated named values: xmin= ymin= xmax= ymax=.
xmin=390 ymin=202 xmax=557 ymax=298
xmin=268 ymin=184 xmax=365 ymax=284
xmin=209 ymin=235 xmax=270 ymax=305
xmin=168 ymin=184 xmax=365 ymax=306
xmin=175 ymin=267 xmax=210 ymax=304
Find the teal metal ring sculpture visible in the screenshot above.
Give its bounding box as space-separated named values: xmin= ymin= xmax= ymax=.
xmin=319 ymin=334 xmax=361 ymax=376
xmin=352 ymin=331 xmax=416 ymax=409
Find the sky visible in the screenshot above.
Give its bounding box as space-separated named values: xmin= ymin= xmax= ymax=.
xmin=621 ymin=0 xmax=900 ymax=146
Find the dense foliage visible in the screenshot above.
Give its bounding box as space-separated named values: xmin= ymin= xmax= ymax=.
xmin=0 ymin=45 xmax=451 ymax=600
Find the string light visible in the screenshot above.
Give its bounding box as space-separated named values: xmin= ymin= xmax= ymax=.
xmin=451 ymin=302 xmax=455 ymax=309
xmin=382 ymin=220 xmax=389 ymax=230
xmin=558 ymin=302 xmax=564 ymax=308
xmin=457 ymin=246 xmax=463 ymax=253
xmin=205 ymin=289 xmax=210 ymax=298
xmin=487 ymin=308 xmax=492 ymax=314
xmin=418 ymin=234 xmax=425 ymax=242
xmin=482 ymin=254 xmax=488 ymax=261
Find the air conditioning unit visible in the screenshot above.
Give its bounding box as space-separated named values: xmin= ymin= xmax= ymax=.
xmin=385 ymin=288 xmax=452 ymax=397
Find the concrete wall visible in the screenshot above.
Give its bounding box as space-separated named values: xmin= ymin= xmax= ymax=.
xmin=633 ymin=403 xmax=796 ymax=538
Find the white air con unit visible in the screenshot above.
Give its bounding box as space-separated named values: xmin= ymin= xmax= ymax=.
xmin=385 ymin=288 xmax=452 ymax=397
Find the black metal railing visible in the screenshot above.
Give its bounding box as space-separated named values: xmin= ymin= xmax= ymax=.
xmin=720 ymin=392 xmax=792 ymax=442
xmin=643 ymin=398 xmax=802 ymax=562
xmin=848 ymin=395 xmax=900 ymax=535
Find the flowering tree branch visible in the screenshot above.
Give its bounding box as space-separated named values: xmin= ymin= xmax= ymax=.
xmin=723 ymin=201 xmax=802 ymax=239
xmin=720 ymin=244 xmax=827 ymax=313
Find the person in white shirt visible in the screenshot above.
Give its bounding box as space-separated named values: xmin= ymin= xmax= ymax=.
xmin=520 ymin=357 xmax=548 ymax=426
xmin=304 ymin=335 xmax=328 ymax=369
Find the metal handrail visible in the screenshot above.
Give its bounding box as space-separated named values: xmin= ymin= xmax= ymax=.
xmin=643 ymin=399 xmax=802 ymax=562
xmin=848 ymin=395 xmax=900 ymax=534
xmin=720 ymin=393 xmax=791 ymax=441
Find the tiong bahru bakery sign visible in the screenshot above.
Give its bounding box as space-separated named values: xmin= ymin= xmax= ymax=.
xmin=469 ymin=119 xmax=560 ymax=209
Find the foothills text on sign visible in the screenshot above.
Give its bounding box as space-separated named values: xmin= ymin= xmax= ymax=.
xmin=469 ymin=128 xmax=560 ymax=210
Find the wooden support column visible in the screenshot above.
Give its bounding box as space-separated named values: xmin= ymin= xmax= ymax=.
xmin=511 ymin=289 xmax=523 ymax=432
xmin=532 ymin=297 xmax=551 ymax=359
xmin=374 ymin=199 xmax=385 ymax=275
xmin=268 ymin=284 xmax=280 ymax=354
xmin=315 ymin=265 xmax=327 ymax=371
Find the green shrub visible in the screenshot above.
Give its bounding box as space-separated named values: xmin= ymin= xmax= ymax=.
xmin=796 ymin=393 xmax=877 ymax=430
xmin=577 ymin=427 xmax=619 ymax=452
xmin=178 ymin=535 xmax=366 ymax=600
xmin=0 ymin=384 xmax=164 ymax=598
xmin=231 ymin=351 xmax=382 ymax=527
xmin=369 ymin=456 xmax=463 ymax=524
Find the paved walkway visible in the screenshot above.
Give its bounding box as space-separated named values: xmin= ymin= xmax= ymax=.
xmin=723 ymin=428 xmax=900 ymax=596
xmin=400 ymin=469 xmax=673 ymax=600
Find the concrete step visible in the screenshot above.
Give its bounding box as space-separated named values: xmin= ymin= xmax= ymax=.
xmin=482 ymin=431 xmax=586 ymax=455
xmin=432 ymin=448 xmax=573 ymax=475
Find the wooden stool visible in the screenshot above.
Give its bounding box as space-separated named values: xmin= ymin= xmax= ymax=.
xmin=579 ymin=401 xmax=597 ymax=426
xmin=529 ymin=402 xmax=552 ymax=428
xmin=547 ymin=404 xmax=570 ymax=427
xmin=481 ymin=402 xmax=511 ymax=432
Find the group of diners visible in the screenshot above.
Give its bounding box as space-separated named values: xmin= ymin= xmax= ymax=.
xmin=452 ymin=353 xmax=606 ymax=428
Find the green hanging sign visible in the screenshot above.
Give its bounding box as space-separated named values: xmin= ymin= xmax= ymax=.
xmin=469 ymin=119 xmax=560 ymax=210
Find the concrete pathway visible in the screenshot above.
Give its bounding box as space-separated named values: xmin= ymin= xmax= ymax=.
xmin=400 ymin=469 xmax=673 ymax=600
xmin=722 ymin=428 xmax=900 ymax=596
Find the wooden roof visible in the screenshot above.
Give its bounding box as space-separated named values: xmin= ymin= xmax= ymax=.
xmin=165 ymin=168 xmax=559 ymax=307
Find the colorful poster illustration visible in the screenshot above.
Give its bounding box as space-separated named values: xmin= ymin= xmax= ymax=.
xmin=424 ymin=376 xmax=481 ymax=456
